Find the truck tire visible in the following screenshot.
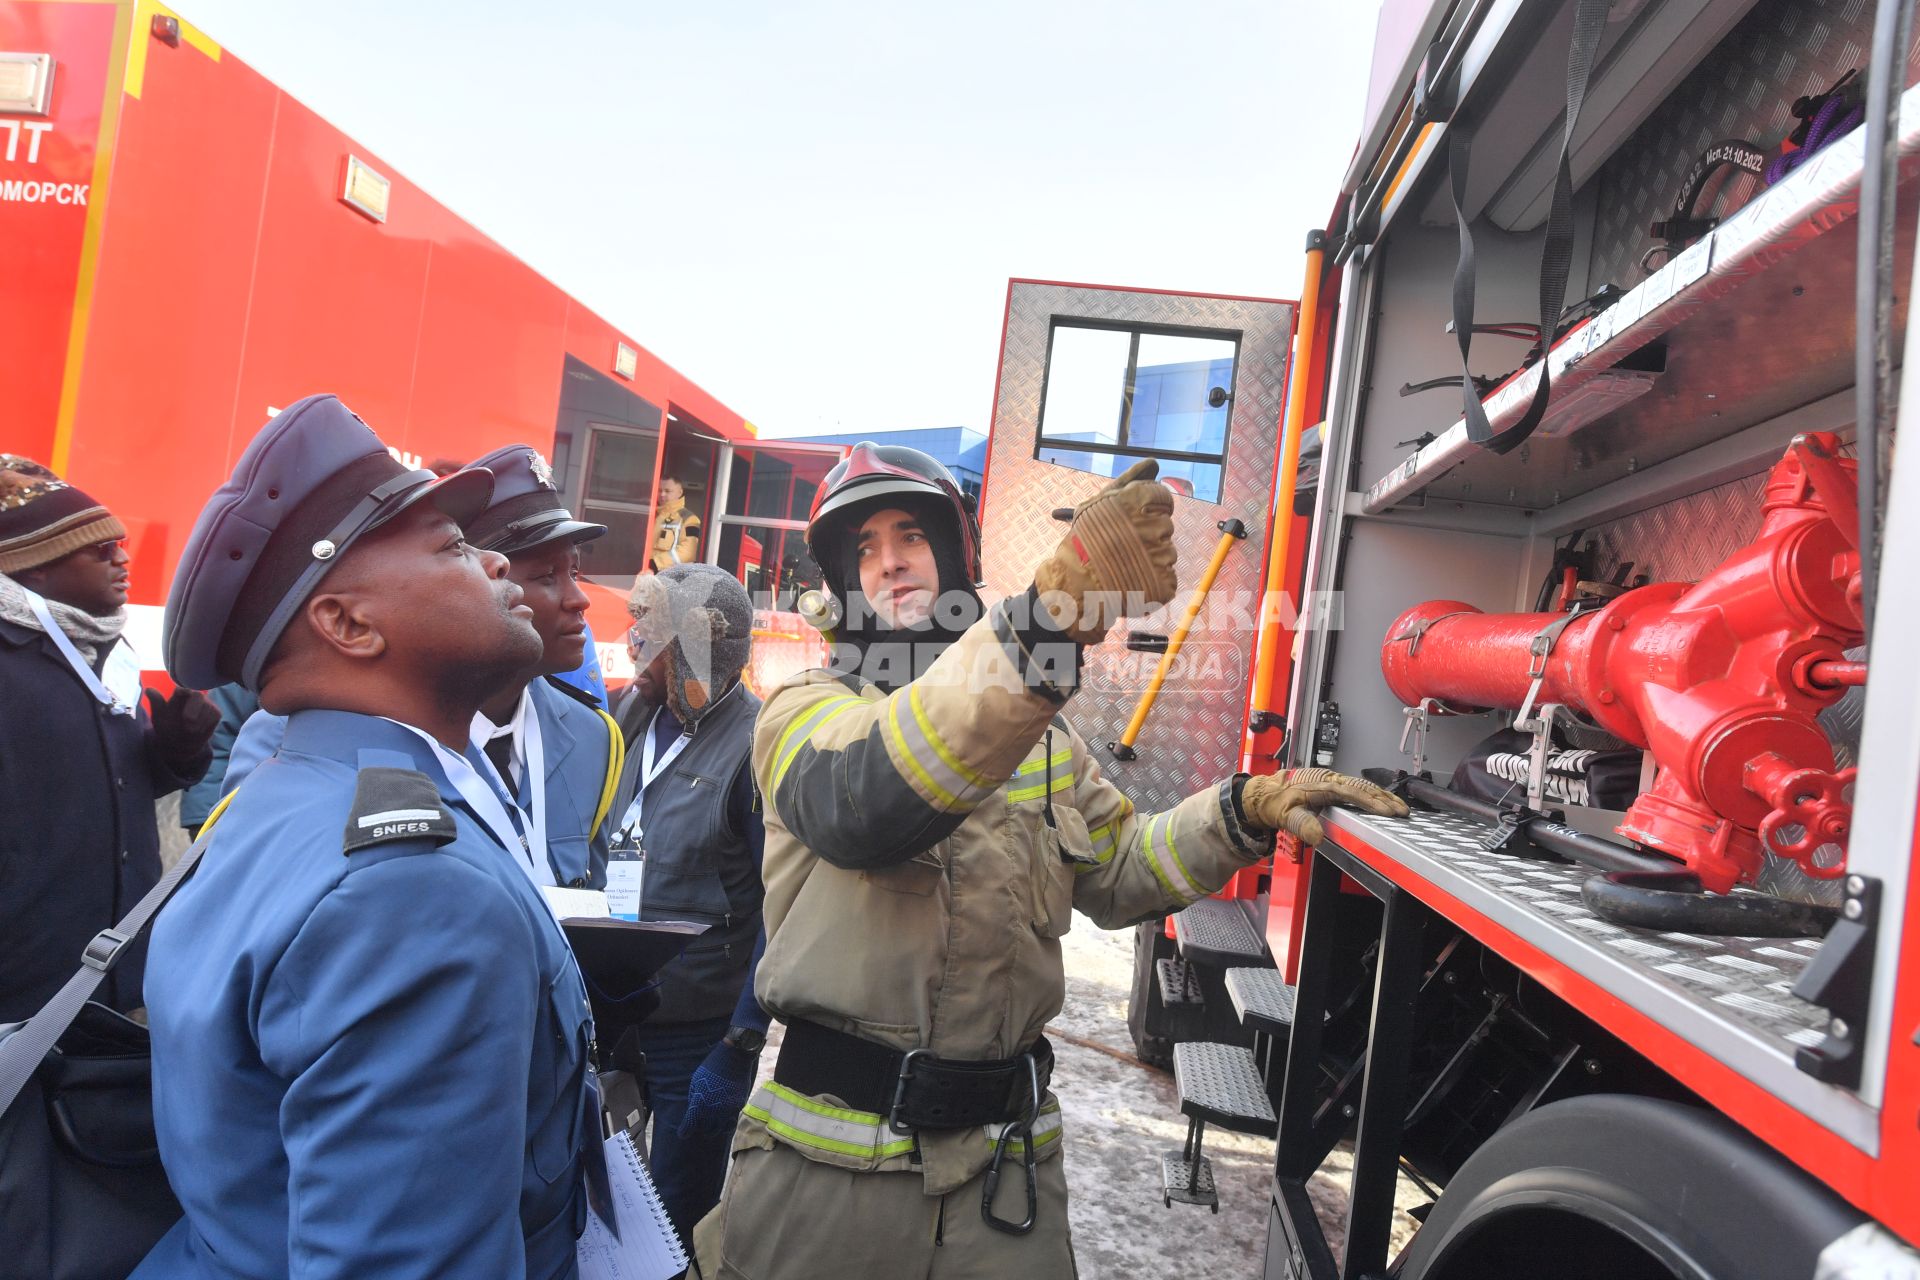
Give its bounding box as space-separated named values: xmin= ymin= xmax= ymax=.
xmin=1398 ymin=1095 xmax=1866 ymax=1280
xmin=1126 ymin=921 xmax=1175 ymax=1070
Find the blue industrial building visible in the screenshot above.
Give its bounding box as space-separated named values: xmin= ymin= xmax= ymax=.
xmin=778 ymin=426 xmax=987 ymax=504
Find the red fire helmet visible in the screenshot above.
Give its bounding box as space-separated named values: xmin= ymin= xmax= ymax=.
xmin=806 ymin=442 xmax=981 ymax=599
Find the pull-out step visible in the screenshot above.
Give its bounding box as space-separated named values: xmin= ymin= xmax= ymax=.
xmin=1172 ymin=896 xmax=1267 ymax=969
xmin=1163 ymin=1041 xmax=1278 ymax=1212
xmin=1173 ymin=1041 xmax=1278 ymax=1136
xmin=1154 ymin=955 xmax=1207 ymax=1043
xmin=1160 ymin=1148 xmax=1220 ymax=1211
xmin=1156 ymin=956 xmax=1205 ymax=1007
xmin=1225 ymin=966 xmax=1296 ymax=1036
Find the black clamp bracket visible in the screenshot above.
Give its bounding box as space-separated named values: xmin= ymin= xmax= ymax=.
xmin=1248 ymin=710 xmax=1286 ymax=735
xmin=1791 ymin=874 xmax=1880 ymax=1089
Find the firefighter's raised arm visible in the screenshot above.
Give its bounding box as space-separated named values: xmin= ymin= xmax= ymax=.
xmin=753 ymin=452 xmax=1180 ymax=870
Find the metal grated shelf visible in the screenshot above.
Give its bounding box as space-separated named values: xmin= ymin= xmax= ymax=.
xmin=1360 ymin=80 xmax=1920 ymax=517
xmin=1324 ymin=804 xmax=1874 ymax=1151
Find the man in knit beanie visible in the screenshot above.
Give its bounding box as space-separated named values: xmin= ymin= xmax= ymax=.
xmin=0 ymin=456 xmax=217 ymax=1021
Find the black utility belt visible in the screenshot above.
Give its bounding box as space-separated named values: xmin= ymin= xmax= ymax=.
xmin=774 ymin=1018 xmax=1053 ymax=1133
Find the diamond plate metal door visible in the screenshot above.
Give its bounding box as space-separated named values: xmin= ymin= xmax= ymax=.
xmin=979 ymin=282 xmax=1295 ymax=813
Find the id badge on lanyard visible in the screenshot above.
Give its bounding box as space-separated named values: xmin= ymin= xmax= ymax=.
xmin=606 ymin=708 xmax=689 ymax=921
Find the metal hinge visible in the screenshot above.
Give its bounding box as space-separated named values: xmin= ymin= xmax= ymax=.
xmin=1791 ymin=874 xmax=1879 ymax=1088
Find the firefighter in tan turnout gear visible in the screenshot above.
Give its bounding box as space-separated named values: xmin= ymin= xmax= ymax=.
xmin=697 ymin=443 xmax=1405 ymax=1277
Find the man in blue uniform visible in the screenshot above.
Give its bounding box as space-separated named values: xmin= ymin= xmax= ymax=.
xmin=464 ymin=444 xmax=625 ymax=890
xmin=211 ymin=446 xmax=627 ymax=892
xmin=138 ymin=395 xmax=597 ymax=1279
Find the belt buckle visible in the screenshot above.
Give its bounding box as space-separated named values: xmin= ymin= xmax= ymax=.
xmin=981 ymin=1052 xmax=1041 ymax=1236
xmin=887 ymin=1047 xmax=929 ymax=1135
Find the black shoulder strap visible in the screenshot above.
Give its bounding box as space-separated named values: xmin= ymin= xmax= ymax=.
xmin=1451 ymin=0 xmax=1609 ymax=456
xmin=541 ymin=673 xmax=605 ymax=710
xmin=0 ymin=789 xmax=238 ymax=1114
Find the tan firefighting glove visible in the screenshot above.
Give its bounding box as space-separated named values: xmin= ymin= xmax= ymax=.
xmin=1240 ymin=769 xmax=1409 ymax=848
xmin=1032 ymin=459 xmax=1179 ymax=644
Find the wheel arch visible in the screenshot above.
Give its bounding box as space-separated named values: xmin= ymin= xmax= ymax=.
xmin=1398 ymin=1094 xmax=1867 ymax=1280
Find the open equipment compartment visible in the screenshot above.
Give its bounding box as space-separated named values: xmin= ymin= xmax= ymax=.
xmin=1294 ymin=0 xmax=1911 ymax=881
xmin=1260 ymin=0 xmax=1920 ymax=1273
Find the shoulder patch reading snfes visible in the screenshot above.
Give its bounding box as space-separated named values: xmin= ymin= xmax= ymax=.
xmin=344 ymin=766 xmax=459 ymax=854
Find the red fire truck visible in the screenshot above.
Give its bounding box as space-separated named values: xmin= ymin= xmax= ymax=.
xmin=2 ymin=0 xmax=844 ymax=692
xmin=980 ymin=0 xmax=1920 ymax=1274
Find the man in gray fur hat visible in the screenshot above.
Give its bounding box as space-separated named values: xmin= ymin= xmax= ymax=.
xmin=605 ymin=563 xmax=770 ymax=1247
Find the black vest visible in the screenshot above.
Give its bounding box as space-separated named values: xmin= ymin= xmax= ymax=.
xmin=618 ymin=682 xmax=763 ymax=1024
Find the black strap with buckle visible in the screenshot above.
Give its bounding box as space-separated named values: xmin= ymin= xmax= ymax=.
xmin=773 ymin=1018 xmax=1053 ymax=1132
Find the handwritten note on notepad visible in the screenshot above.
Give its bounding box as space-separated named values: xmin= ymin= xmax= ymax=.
xmin=577 ymin=1130 xmax=687 ymax=1280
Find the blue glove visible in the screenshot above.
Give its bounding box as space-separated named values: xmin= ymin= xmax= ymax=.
xmin=677 ymin=1040 xmax=759 ymax=1137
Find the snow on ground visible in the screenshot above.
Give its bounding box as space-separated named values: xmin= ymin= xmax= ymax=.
xmin=1047 ymin=919 xmax=1424 ymax=1279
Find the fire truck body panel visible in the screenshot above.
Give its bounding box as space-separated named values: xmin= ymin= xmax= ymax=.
xmin=5 ymin=0 xmax=784 ymax=676
xmin=1 ymin=0 xmax=117 ymax=467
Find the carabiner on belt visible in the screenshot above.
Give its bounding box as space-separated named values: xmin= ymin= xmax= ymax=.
xmin=981 ymin=1052 xmax=1042 ymax=1235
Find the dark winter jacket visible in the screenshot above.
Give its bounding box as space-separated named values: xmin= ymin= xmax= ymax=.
xmin=0 ymin=619 xmax=209 ymax=1021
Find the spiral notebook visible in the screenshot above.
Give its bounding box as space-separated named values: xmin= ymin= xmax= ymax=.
xmin=577 ymin=1130 xmax=687 ymax=1280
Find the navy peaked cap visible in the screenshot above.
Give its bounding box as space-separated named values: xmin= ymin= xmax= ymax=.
xmin=163 ymin=394 xmax=494 ymax=693
xmin=461 ymin=444 xmax=606 ymax=555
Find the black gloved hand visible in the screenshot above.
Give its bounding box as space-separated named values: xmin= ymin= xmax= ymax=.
xmin=145 ymin=687 xmax=219 ymax=770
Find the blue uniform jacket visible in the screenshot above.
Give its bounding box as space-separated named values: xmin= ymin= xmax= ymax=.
xmin=220 ymin=679 xmax=617 ymax=889
xmin=136 ymin=710 xmax=594 ymax=1280
xmin=522 ymin=676 xmax=620 ymax=890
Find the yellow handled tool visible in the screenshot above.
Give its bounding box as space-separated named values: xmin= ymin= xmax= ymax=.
xmin=1109 ymin=518 xmax=1247 ymax=760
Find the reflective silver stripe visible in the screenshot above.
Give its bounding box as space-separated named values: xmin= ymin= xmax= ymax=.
xmin=982 ymin=1104 xmax=1064 ymax=1148
xmin=1012 ymin=748 xmax=1073 ymax=778
xmin=743 ymin=1083 xmax=916 ymax=1160
xmin=1143 ymin=812 xmax=1205 ymax=904
xmin=886 ymin=685 xmax=995 ymax=811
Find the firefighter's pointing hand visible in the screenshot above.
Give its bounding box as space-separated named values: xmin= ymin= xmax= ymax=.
xmin=1240 ymin=768 xmax=1410 ymax=848
xmin=1033 ymin=459 xmax=1180 ymax=643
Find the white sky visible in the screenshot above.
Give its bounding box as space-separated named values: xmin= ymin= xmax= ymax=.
xmin=174 ymin=0 xmax=1380 ymax=438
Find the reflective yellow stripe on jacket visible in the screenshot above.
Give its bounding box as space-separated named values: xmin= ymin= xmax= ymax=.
xmin=742 ymin=1082 xmax=917 ymax=1161
xmin=1005 ymin=747 xmax=1074 ymax=805
xmin=742 ymin=1078 xmax=1066 ymax=1167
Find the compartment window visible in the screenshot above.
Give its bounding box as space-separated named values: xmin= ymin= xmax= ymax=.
xmin=1035 ymin=320 xmax=1239 ymax=503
